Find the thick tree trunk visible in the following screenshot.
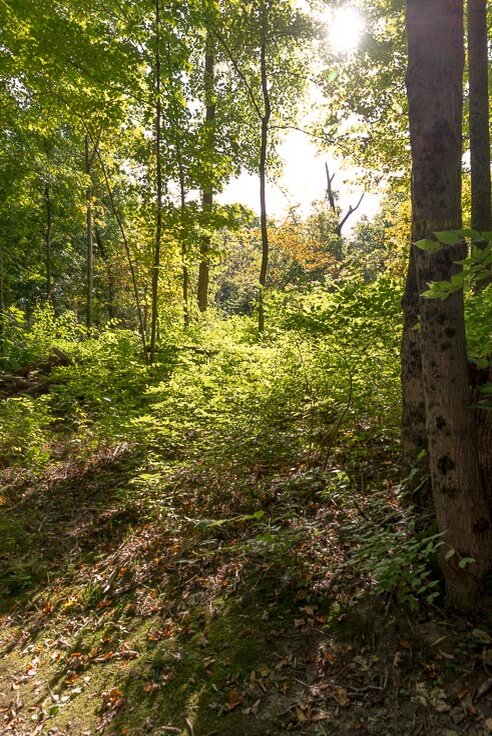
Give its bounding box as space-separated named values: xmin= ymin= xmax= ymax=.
xmin=149 ymin=0 xmax=163 ymax=364
xmin=198 ymin=35 xmax=215 ymax=313
xmin=400 ymin=246 xmax=428 ymax=506
xmin=258 ymin=5 xmax=271 ymax=333
xmin=467 ymin=0 xmax=492 ymax=285
xmin=406 ymin=0 xmax=492 ymax=611
xmin=468 ymin=0 xmax=491 ymax=232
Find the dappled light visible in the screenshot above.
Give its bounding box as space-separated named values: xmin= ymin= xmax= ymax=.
xmin=1 ymin=0 xmax=492 ymax=734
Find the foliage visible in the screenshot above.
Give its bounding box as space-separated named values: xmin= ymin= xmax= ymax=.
xmin=0 ymin=395 xmax=52 ymax=469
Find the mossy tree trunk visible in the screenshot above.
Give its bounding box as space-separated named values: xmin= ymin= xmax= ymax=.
xmin=406 ymin=0 xmax=492 ymax=611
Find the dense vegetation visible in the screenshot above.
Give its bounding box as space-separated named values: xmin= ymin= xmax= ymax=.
xmin=1 ymin=0 xmax=492 ymax=734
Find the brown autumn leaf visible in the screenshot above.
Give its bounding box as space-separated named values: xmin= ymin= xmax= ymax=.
xmin=102 ymin=687 xmax=123 ymax=710
xmin=147 ymin=625 xmax=173 ymax=641
xmin=93 ymin=651 xmax=115 ymax=663
xmin=472 ymin=629 xmax=492 ymax=644
xmin=224 ymin=690 xmax=243 ymax=711
xmin=399 ymin=639 xmax=412 ymax=650
xmin=333 ymin=687 xmax=350 ymax=706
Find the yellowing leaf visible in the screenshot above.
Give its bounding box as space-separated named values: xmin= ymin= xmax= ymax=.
xmin=333 ymin=687 xmax=349 ymax=706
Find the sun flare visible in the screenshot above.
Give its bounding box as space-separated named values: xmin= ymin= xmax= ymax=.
xmin=327 ymin=6 xmax=365 ymax=54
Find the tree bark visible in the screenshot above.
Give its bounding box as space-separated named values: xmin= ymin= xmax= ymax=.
xmin=406 ymin=0 xmax=492 ymax=611
xmin=467 ymin=0 xmax=492 ymax=284
xmin=258 ymin=3 xmax=271 ymax=333
xmin=198 ymin=33 xmax=215 ymax=313
xmin=94 ymin=146 xmax=147 ymax=361
xmin=401 ymin=245 xmax=428 ymax=506
xmin=178 ymin=162 xmax=189 ymax=327
xmin=85 ymin=134 xmax=94 ymax=329
xmin=44 ymin=180 xmax=52 ymax=302
xmin=149 ymin=0 xmax=163 ymax=364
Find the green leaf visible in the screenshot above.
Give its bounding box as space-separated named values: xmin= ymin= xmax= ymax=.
xmin=458 ymin=557 xmax=476 ymax=569
xmin=455 ymin=229 xmax=481 ymax=240
xmin=434 ymin=231 xmax=461 ymax=245
xmin=414 ymin=238 xmax=441 ymax=254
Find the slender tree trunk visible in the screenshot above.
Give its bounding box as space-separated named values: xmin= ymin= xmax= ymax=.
xmin=467 ymin=0 xmax=492 ymax=284
xmin=258 ymin=3 xmax=271 ymax=333
xmin=0 ymin=206 xmax=11 ymax=361
xmin=149 ymin=0 xmax=163 ymax=364
xmin=85 ymin=134 xmax=94 ymax=329
xmin=406 ymin=0 xmax=492 ymax=611
xmin=44 ymin=180 xmax=53 ymax=302
xmin=0 ymin=231 xmax=4 ymax=361
xmin=94 ymin=146 xmax=147 ymax=361
xmin=95 ymin=228 xmax=115 ymax=320
xmin=198 ymin=33 xmax=215 ymax=313
xmin=178 ymin=163 xmax=189 ymax=327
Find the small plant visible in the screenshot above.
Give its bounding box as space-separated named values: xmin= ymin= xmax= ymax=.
xmin=0 ymin=395 xmax=52 ymax=469
xmin=344 ymin=516 xmax=443 ymax=610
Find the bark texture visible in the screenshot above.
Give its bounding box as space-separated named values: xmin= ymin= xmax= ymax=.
xmin=406 ymin=0 xmax=492 ymax=611
xmin=85 ymin=135 xmax=93 ymax=328
xmin=401 ymin=246 xmax=428 ymax=505
xmin=258 ymin=4 xmax=271 ymax=333
xmin=468 ymin=0 xmax=492 ymax=235
xmin=198 ymin=36 xmax=215 ymax=313
xmin=149 ymin=0 xmax=163 ymax=364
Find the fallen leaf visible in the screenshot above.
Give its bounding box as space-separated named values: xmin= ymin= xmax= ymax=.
xmin=472 ymin=628 xmax=492 ymax=644
xmin=147 ymin=625 xmax=173 ymax=641
xmin=224 ymin=690 xmax=243 ymax=711
xmin=102 ymin=687 xmax=123 ymax=710
xmin=333 ymin=687 xmax=349 ymax=706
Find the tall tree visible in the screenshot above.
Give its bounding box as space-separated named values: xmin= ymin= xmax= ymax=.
xmin=197 ymin=31 xmax=215 ymax=313
xmin=149 ymin=0 xmax=163 ymax=365
xmin=257 ymin=1 xmax=272 ymax=333
xmin=406 ymin=0 xmax=492 ymax=610
xmin=467 ymin=0 xmax=491 ymax=275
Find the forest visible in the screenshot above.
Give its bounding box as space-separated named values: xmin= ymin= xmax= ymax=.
xmin=0 ymin=0 xmax=492 ymax=734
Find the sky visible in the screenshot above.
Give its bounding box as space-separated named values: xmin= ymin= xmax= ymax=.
xmin=218 ymin=4 xmax=381 ymax=232
xmin=219 ymin=128 xmax=380 ymax=229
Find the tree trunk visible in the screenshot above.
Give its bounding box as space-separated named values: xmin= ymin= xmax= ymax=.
xmin=406 ymin=0 xmax=492 ymax=611
xmin=467 ymin=0 xmax=492 ymax=284
xmin=149 ymin=0 xmax=163 ymax=364
xmin=198 ymin=33 xmax=215 ymax=313
xmin=258 ymin=3 xmax=271 ymax=333
xmin=400 ymin=246 xmax=429 ymax=506
xmin=85 ymin=134 xmax=94 ymax=329
xmin=95 ymin=228 xmax=116 ymax=320
xmin=44 ymin=180 xmax=52 ymax=302
xmin=178 ymin=163 xmax=189 ymax=327
xmin=94 ymin=146 xmax=147 ymax=361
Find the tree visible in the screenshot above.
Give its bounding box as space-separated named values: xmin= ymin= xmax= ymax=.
xmin=405 ymin=0 xmax=492 ymax=610
xmin=467 ymin=0 xmax=491 ymax=280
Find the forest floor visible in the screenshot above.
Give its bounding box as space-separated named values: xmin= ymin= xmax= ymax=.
xmin=1 ymin=318 xmax=492 ymax=736
xmin=2 ymin=441 xmax=492 ymax=736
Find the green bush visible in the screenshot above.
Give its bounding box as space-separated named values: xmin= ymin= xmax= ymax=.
xmin=0 ymin=395 xmax=52 ymax=469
